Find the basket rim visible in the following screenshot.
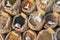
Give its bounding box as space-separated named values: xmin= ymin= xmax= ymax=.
xmin=1 ymin=11 xmax=11 ymax=27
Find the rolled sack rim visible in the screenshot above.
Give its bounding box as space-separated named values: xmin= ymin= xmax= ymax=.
xmin=0 ymin=11 xmax=11 ymax=34
xmin=28 ymin=12 xmax=45 ymax=31
xmin=5 ymin=31 xmax=22 ymax=40
xmin=22 ymin=0 xmax=35 ymax=13
xmin=23 ymin=30 xmax=37 ymax=40
xmin=44 ymin=13 xmax=58 ymax=28
xmin=55 ymin=28 xmax=60 ymax=40
xmin=12 ymin=14 xmax=28 ymax=32
xmin=1 ymin=11 xmax=11 ymax=27
xmin=37 ymin=30 xmax=54 ymax=40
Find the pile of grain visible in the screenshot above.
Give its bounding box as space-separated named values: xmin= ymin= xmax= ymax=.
xmin=37 ymin=31 xmax=52 ymax=40
xmin=7 ymin=32 xmax=20 ymax=40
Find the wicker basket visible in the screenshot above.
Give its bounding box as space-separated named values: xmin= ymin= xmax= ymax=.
xmin=37 ymin=30 xmax=54 ymax=40
xmin=5 ymin=31 xmax=22 ymax=40
xmin=28 ymin=11 xmax=45 ymax=31
xmin=23 ymin=30 xmax=37 ymax=40
xmin=12 ymin=12 xmax=28 ymax=32
xmin=0 ymin=11 xmax=11 ymax=34
xmin=21 ymin=0 xmax=35 ymax=15
xmin=55 ymin=28 xmax=60 ymax=40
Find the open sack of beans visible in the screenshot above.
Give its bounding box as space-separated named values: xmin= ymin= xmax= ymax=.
xmin=28 ymin=11 xmax=45 ymax=31
xmin=37 ymin=30 xmax=54 ymax=40
xmin=12 ymin=13 xmax=28 ymax=32
xmin=4 ymin=0 xmax=21 ymax=16
xmin=21 ymin=0 xmax=35 ymax=15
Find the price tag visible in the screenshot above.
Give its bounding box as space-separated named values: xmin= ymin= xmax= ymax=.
xmin=15 ymin=23 xmax=21 ymax=28
xmin=26 ymin=37 xmax=31 ymax=40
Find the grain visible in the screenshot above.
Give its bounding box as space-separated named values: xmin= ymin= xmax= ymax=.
xmin=38 ymin=31 xmax=52 ymax=40
xmin=8 ymin=32 xmax=20 ymax=40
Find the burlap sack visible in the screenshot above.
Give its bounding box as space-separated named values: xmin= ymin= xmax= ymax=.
xmin=0 ymin=11 xmax=11 ymax=34
xmin=36 ymin=0 xmax=54 ymax=13
xmin=12 ymin=12 xmax=28 ymax=32
xmin=44 ymin=12 xmax=59 ymax=28
xmin=28 ymin=11 xmax=45 ymax=31
xmin=22 ymin=0 xmax=35 ymax=15
xmin=4 ymin=0 xmax=21 ymax=16
xmin=37 ymin=30 xmax=54 ymax=40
